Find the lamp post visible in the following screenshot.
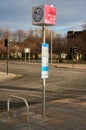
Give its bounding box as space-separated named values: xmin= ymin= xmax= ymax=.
xmin=51 ymin=31 xmax=52 ymax=65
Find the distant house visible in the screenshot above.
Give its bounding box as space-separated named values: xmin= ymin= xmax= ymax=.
xmin=67 ymin=31 xmax=82 ymax=38
xmin=67 ymin=30 xmax=86 ymax=60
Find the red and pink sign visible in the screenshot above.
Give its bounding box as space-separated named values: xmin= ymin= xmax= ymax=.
xmin=44 ymin=5 xmax=56 ymax=25
xmin=32 ymin=5 xmax=56 ymax=26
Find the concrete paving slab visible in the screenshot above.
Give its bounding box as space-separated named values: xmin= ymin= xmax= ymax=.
xmin=0 ymin=98 xmax=86 ymax=130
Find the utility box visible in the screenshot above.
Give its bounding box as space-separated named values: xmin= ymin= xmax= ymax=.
xmin=32 ymin=5 xmax=56 ymax=26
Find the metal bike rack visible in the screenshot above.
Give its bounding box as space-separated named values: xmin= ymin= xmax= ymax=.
xmin=7 ymin=95 xmax=29 ymax=129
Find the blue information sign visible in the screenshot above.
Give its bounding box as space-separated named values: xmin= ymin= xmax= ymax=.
xmin=41 ymin=43 xmax=49 ymax=79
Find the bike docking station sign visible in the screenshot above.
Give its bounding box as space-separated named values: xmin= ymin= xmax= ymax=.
xmin=32 ymin=4 xmax=56 ymax=118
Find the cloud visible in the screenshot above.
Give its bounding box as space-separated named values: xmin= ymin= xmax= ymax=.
xmin=50 ymin=21 xmax=85 ymax=36
xmin=0 ymin=0 xmax=86 ymax=35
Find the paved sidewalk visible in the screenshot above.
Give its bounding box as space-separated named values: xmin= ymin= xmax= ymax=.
xmin=0 ymin=72 xmax=16 ymax=82
xmin=0 ymin=98 xmax=86 ymax=130
xmin=53 ymin=63 xmax=86 ymax=70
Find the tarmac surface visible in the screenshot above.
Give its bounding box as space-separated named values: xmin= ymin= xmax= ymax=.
xmin=0 ymin=97 xmax=86 ymax=130
xmin=0 ymin=63 xmax=86 ymax=130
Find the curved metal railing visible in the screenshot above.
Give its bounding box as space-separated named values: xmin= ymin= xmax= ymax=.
xmin=7 ymin=95 xmax=29 ymax=129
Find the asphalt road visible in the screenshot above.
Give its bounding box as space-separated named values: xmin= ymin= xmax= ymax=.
xmin=0 ymin=63 xmax=86 ymax=110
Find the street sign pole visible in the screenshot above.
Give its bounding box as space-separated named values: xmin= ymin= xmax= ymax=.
xmin=7 ymin=43 xmax=9 ymax=75
xmin=51 ymin=31 xmax=52 ymax=65
xmin=28 ymin=52 xmax=30 ymax=63
xmin=25 ymin=52 xmax=26 ymax=63
xmin=5 ymin=39 xmax=9 ymax=75
xmin=42 ymin=25 xmax=46 ymax=118
xmin=24 ymin=48 xmax=30 ymax=63
xmin=32 ymin=4 xmax=56 ymax=119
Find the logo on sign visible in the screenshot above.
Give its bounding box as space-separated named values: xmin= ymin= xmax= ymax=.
xmin=33 ymin=8 xmax=43 ymax=22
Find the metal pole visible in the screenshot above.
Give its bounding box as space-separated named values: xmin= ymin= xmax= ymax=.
xmin=72 ymin=55 xmax=74 ymax=68
xmin=42 ymin=25 xmax=46 ymax=118
xmin=25 ymin=52 xmax=26 ymax=63
xmin=51 ymin=31 xmax=52 ymax=65
xmin=7 ymin=42 xmax=9 ymax=75
xmin=7 ymin=95 xmax=29 ymax=129
xmin=7 ymin=97 xmax=10 ymax=120
xmin=29 ymin=53 xmax=30 ymax=63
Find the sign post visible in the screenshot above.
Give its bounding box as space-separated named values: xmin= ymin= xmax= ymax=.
xmin=5 ymin=39 xmax=9 ymax=75
xmin=41 ymin=42 xmax=49 ymax=118
xmin=24 ymin=48 xmax=30 ymax=63
xmin=42 ymin=26 xmax=46 ymax=118
xmin=41 ymin=26 xmax=49 ymax=117
xmin=32 ymin=4 xmax=56 ymax=118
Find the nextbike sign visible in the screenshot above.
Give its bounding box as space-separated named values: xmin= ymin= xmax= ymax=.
xmin=32 ymin=5 xmax=56 ymax=26
xmin=41 ymin=43 xmax=49 ymax=79
xmin=33 ymin=7 xmax=43 ymax=22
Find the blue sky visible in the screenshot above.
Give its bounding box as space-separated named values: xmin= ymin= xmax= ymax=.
xmin=0 ymin=0 xmax=86 ymax=36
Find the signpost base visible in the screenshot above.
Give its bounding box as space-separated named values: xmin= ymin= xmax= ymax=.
xmin=42 ymin=78 xmax=45 ymax=118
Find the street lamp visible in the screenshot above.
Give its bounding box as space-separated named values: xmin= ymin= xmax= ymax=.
xmin=51 ymin=31 xmax=52 ymax=65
